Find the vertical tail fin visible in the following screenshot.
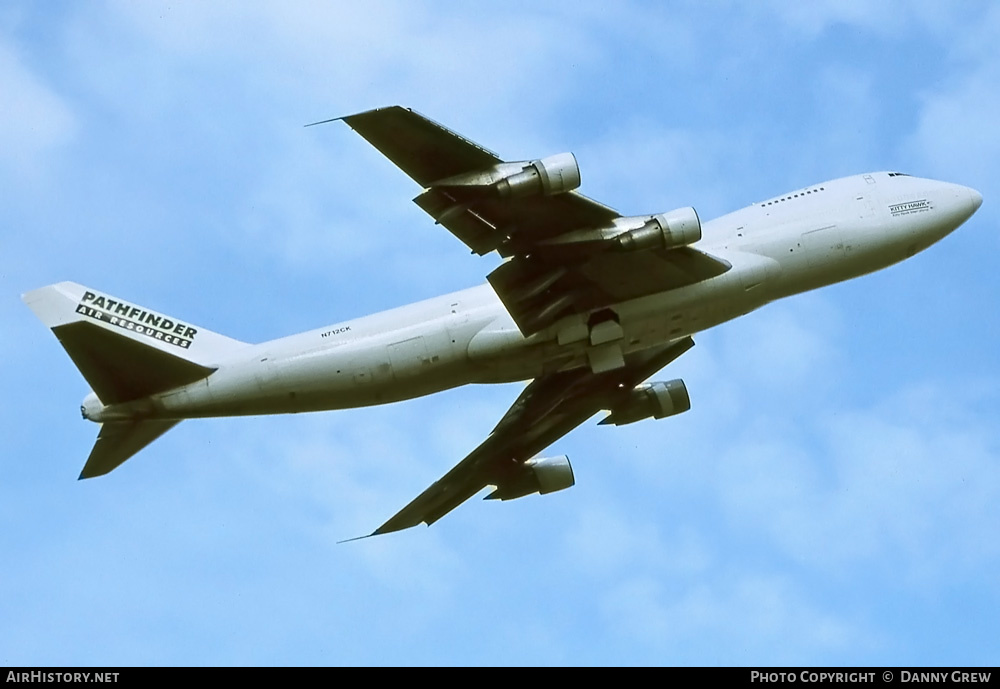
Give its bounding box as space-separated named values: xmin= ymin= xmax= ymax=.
xmin=23 ymin=282 xmax=249 ymax=477
xmin=23 ymin=281 xmax=248 ymax=405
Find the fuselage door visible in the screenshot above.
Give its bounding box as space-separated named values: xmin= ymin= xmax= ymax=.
xmin=388 ymin=336 xmax=430 ymax=381
xmin=801 ymin=225 xmax=845 ymax=268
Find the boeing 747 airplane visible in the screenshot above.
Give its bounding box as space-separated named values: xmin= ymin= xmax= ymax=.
xmin=23 ymin=106 xmax=983 ymax=537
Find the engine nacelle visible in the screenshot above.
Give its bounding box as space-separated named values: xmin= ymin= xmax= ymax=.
xmin=495 ymin=153 xmax=581 ymax=198
xmin=614 ymin=207 xmax=702 ymax=252
xmin=600 ymin=379 xmax=691 ymax=426
xmin=80 ymin=391 xmax=102 ymax=421
xmin=485 ymin=455 xmax=576 ymax=501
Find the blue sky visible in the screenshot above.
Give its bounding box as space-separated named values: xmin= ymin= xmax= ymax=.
xmin=2 ymin=1 xmax=999 ymax=666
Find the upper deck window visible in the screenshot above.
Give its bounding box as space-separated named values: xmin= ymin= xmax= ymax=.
xmin=760 ymin=186 xmax=826 ymax=206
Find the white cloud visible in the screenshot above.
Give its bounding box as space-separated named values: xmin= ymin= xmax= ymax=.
xmin=576 ymin=122 xmax=735 ymax=216
xmin=83 ymin=1 xmax=616 ymax=287
xmin=716 ymin=381 xmax=1000 ymax=583
xmin=718 ymin=293 xmax=844 ymax=397
xmin=565 ymin=503 xmax=712 ymax=580
xmin=899 ymin=5 xmax=1000 ymax=188
xmin=0 ymin=36 xmax=75 ymax=184
xmin=907 ymin=60 xmax=1000 ymax=186
xmin=107 ymin=1 xmax=601 ymax=125
xmin=600 ymin=572 xmax=862 ymax=662
xmin=755 ymin=0 xmax=959 ymax=39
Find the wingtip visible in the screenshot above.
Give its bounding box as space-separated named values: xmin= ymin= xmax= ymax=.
xmin=303 ymin=116 xmax=345 ymax=128
xmin=336 ymin=532 xmax=377 ymax=544
xmin=305 ymin=106 xmax=408 ymax=129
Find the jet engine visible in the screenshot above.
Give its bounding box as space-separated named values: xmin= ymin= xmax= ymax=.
xmin=495 ymin=153 xmax=581 ymax=198
xmin=80 ymin=391 xmax=102 ymax=421
xmin=485 ymin=455 xmax=576 ymax=501
xmin=600 ymin=379 xmax=691 ymax=426
xmin=614 ymin=207 xmax=702 ymax=251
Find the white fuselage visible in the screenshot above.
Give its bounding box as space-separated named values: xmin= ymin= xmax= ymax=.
xmin=92 ymin=172 xmax=981 ymax=424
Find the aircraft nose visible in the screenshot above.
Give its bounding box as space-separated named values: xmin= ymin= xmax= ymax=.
xmin=941 ymin=183 xmax=982 ymax=226
xmin=915 ymin=181 xmax=982 ymax=242
xmin=968 ymin=187 xmax=983 ymax=214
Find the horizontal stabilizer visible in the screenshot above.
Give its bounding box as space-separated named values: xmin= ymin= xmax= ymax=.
xmin=81 ymin=420 xmax=180 ymax=479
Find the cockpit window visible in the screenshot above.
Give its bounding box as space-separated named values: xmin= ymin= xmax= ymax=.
xmin=887 ymin=172 xmax=911 ymax=177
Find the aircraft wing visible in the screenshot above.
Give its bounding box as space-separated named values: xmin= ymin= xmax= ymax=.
xmin=337 ymin=106 xmax=730 ymax=337
xmin=366 ymin=337 xmax=694 ymax=537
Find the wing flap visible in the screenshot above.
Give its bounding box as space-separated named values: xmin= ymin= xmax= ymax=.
xmin=413 ymin=187 xmax=501 ymax=255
